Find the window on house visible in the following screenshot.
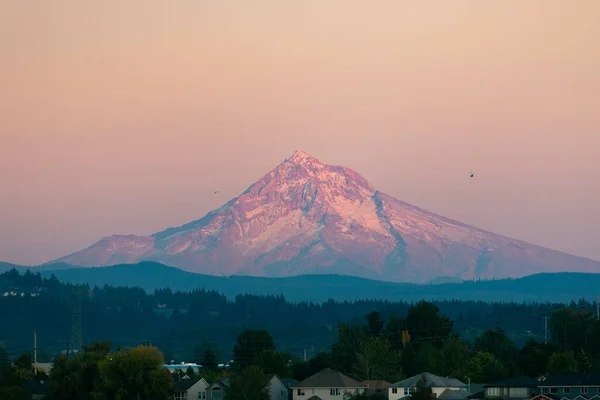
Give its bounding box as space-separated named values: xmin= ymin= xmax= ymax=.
xmin=581 ymin=388 xmax=588 ymax=394
xmin=297 ymin=389 xmax=305 ymax=396
xmin=198 ymin=391 xmax=206 ymax=400
xmin=330 ymin=388 xmax=341 ymax=396
xmin=542 ymin=388 xmax=549 ymax=394
xmin=404 ymin=388 xmax=411 ymax=396
xmin=563 ymin=388 xmax=570 ymax=394
xmin=212 ymin=388 xmax=223 ymax=399
xmin=509 ymin=388 xmax=528 ymax=398
xmin=550 ymin=388 xmax=558 ymax=394
xmin=487 ymin=387 xmax=500 ymax=397
xmin=392 ymin=388 xmax=398 ymax=394
xmin=281 ymin=390 xmax=286 ymax=397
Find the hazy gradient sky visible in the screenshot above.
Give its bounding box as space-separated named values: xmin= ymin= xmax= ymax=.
xmin=1 ymin=0 xmax=599 ymax=265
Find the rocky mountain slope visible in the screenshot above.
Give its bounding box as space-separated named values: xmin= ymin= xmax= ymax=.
xmin=47 ymin=150 xmax=600 ymax=282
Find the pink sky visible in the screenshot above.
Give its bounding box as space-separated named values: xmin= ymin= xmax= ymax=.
xmin=1 ymin=0 xmax=599 ymax=265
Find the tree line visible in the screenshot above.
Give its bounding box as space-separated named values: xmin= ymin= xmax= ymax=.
xmin=2 ymin=268 xmax=592 ymax=363
xmin=2 ymin=299 xmax=600 ymax=399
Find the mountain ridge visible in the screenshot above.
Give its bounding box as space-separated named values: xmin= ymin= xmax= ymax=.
xmin=7 ymin=261 xmax=600 ymax=304
xmin=45 ymin=150 xmax=600 ymax=282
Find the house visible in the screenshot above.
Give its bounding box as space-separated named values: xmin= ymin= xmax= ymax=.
xmin=171 ymin=377 xmax=210 ymax=400
xmin=283 ymin=378 xmax=300 ymax=400
xmin=388 ymin=373 xmax=468 ymax=400
xmin=205 ymin=374 xmax=289 ymax=400
xmin=292 ymin=367 xmax=367 ymax=400
xmin=534 ymin=373 xmax=600 ymax=400
xmin=268 ymin=374 xmax=291 ymax=400
xmin=33 ymin=362 xmax=54 ymax=376
xmin=482 ymin=375 xmax=539 ymax=400
xmin=25 ymin=380 xmax=50 ymax=399
xmin=465 ymin=384 xmax=486 ymax=399
xmin=206 ymin=377 xmax=230 ymax=400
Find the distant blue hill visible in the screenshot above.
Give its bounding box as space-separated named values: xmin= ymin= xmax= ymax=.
xmin=5 ymin=261 xmax=596 ymax=303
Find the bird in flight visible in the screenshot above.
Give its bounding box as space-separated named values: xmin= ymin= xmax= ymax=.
xmin=469 ymin=172 xmax=474 ymax=178
xmin=213 ymin=190 xmax=220 ymax=194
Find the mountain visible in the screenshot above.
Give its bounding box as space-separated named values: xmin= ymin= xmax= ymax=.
xmin=46 ymin=150 xmax=600 ymax=282
xmin=29 ymin=262 xmax=600 ymax=303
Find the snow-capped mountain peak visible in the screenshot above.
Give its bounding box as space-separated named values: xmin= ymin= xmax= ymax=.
xmin=47 ymin=151 xmax=600 ymax=282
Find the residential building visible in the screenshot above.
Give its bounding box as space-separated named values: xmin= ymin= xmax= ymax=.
xmin=283 ymin=378 xmax=300 ymax=400
xmin=205 ymin=374 xmax=289 ymax=400
xmin=535 ymin=373 xmax=600 ymax=400
xmin=482 ymin=375 xmax=539 ymax=400
xmin=388 ymin=373 xmax=468 ymax=400
xmin=292 ymin=367 xmax=366 ymax=400
xmin=206 ymin=377 xmax=230 ymax=400
xmin=171 ymin=377 xmax=210 ymax=400
xmin=269 ymin=374 xmax=291 ymax=400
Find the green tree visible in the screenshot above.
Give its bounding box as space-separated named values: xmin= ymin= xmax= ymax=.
xmin=0 ymin=345 xmax=10 ymax=372
xmin=468 ymin=351 xmax=505 ymax=383
xmin=332 ymin=323 xmax=368 ymax=373
xmin=414 ymin=344 xmax=438 ymax=376
xmin=233 ymin=330 xmax=275 ymax=370
xmin=439 ymin=335 xmax=472 ymax=379
xmin=49 ymin=340 xmax=112 ymax=400
xmin=404 ymin=301 xmax=453 ymax=346
xmin=226 ymin=365 xmax=270 ymax=400
xmin=290 ymin=352 xmax=334 ymax=381
xmin=409 ymin=374 xmax=433 ymax=400
xmin=255 ymin=349 xmax=289 ymax=377
xmin=0 ymin=351 xmax=33 ymax=400
xmin=356 ymin=336 xmax=401 ymax=381
xmin=576 ymin=349 xmax=593 ymax=372
xmin=203 ymin=347 xmax=219 ymax=371
xmin=385 ymin=316 xmax=407 ymax=351
xmin=517 ymin=339 xmax=554 ymax=378
xmin=475 ymin=328 xmax=518 ymax=375
xmin=400 ymin=343 xmax=417 ymax=378
xmin=547 ymin=351 xmax=578 ymax=374
xmin=365 ymin=311 xmax=385 ymax=337
xmin=97 ymin=345 xmax=172 ymax=400
xmin=550 ymin=307 xmax=591 ymax=352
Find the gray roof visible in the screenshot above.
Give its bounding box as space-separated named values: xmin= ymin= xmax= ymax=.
xmin=390 ymin=373 xmax=467 ymax=388
xmin=295 ymin=368 xmax=366 ymax=388
xmin=484 ymin=375 xmax=538 ymax=388
xmin=438 ymin=389 xmax=473 ymax=400
xmin=283 ymin=378 xmax=299 ymax=389
xmin=538 ymin=373 xmax=600 ymax=387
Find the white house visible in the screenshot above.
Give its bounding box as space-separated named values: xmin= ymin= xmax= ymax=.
xmin=292 ymin=368 xmax=367 ymax=400
xmin=206 ymin=377 xmax=229 ymax=400
xmin=388 ymin=372 xmax=469 ymax=400
xmin=171 ymin=377 xmax=210 ymax=400
xmin=268 ymin=374 xmax=291 ymax=400
xmin=204 ymin=374 xmax=288 ymax=400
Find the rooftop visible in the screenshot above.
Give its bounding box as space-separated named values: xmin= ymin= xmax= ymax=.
xmin=295 ymin=368 xmax=366 ymax=388
xmin=390 ymin=373 xmax=467 ymax=388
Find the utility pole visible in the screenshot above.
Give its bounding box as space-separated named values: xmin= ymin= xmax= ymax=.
xmin=596 ymin=294 xmax=599 ymax=320
xmin=544 ymin=316 xmax=549 ymax=345
xmin=33 ymin=330 xmax=37 ymax=376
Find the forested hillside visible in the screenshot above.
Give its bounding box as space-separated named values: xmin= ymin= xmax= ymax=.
xmin=0 ymin=268 xmax=597 ymax=363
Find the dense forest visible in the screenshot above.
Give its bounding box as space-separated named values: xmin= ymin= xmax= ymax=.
xmin=1 ymin=268 xmax=598 ymax=365
xmin=2 ymin=296 xmax=600 ymax=399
